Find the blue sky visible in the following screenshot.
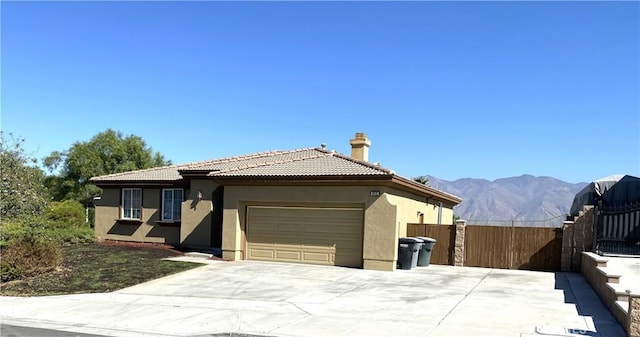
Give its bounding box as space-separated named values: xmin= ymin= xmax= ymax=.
xmin=2 ymin=1 xmax=638 ymax=184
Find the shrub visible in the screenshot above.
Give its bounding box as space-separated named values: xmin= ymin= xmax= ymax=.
xmin=0 ymin=220 xmax=28 ymax=247
xmin=0 ymin=260 xmax=21 ymax=283
xmin=0 ymin=234 xmax=62 ymax=282
xmin=0 ymin=211 xmax=94 ymax=282
xmin=0 ymin=216 xmax=94 ymax=249
xmin=45 ymin=200 xmax=86 ymax=227
xmin=45 ymin=226 xmax=95 ymax=245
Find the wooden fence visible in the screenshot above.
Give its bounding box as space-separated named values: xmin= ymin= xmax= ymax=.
xmin=465 ymin=225 xmax=562 ymax=271
xmin=406 ymin=224 xmax=455 ymax=265
xmin=406 ymin=223 xmax=563 ymax=271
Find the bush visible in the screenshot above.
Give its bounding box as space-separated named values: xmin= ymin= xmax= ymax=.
xmin=0 ymin=260 xmax=21 ymax=283
xmin=0 ymin=234 xmax=62 ymax=282
xmin=0 ymin=216 xmax=94 ymax=249
xmin=0 ymin=210 xmax=94 ymax=282
xmin=45 ymin=200 xmax=86 ymax=227
xmin=45 ymin=226 xmax=95 ymax=245
xmin=0 ymin=220 xmax=28 ymax=247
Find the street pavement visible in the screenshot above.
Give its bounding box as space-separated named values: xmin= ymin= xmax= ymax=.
xmin=0 ymin=260 xmax=627 ymax=337
xmin=1 ymin=324 xmax=110 ymax=337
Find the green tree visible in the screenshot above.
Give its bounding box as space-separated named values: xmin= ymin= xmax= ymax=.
xmin=413 ymin=175 xmax=430 ymax=186
xmin=0 ymin=133 xmax=48 ymax=220
xmin=44 ymin=129 xmax=171 ymax=203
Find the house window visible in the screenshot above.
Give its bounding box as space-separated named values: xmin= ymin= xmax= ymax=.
xmin=162 ymin=188 xmax=183 ymax=221
xmin=122 ymin=188 xmax=142 ymax=220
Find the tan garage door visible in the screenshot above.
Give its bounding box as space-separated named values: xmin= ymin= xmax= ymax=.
xmin=246 ymin=206 xmax=364 ymax=268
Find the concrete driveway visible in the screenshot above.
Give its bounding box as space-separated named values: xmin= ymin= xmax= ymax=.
xmin=0 ymin=261 xmax=627 ymax=337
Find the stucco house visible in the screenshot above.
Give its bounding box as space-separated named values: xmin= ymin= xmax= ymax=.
xmin=90 ymin=133 xmax=461 ymax=271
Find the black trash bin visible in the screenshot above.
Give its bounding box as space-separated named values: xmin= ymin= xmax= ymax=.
xmin=416 ymin=237 xmax=437 ymax=267
xmin=397 ymin=237 xmax=423 ymax=270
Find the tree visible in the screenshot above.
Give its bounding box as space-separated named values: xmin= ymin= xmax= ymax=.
xmin=0 ymin=133 xmax=49 ymax=220
xmin=44 ymin=129 xmax=171 ymax=202
xmin=413 ymin=175 xmax=430 ymax=186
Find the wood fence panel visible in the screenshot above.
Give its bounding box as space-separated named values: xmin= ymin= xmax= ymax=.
xmin=464 ymin=226 xmax=512 ymax=269
xmin=406 ymin=224 xmax=454 ymax=265
xmin=511 ymin=227 xmax=562 ymax=271
xmin=407 ymin=224 xmax=425 ymax=237
xmin=424 ymin=225 xmax=455 ymax=265
xmin=408 ymin=223 xmax=562 ymax=271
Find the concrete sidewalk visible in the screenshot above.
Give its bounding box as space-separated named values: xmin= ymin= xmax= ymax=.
xmin=607 ymin=256 xmax=640 ymax=293
xmin=0 ymin=261 xmax=627 ymax=337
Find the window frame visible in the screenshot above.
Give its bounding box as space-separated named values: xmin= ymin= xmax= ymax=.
xmin=161 ymin=188 xmax=184 ymax=222
xmin=121 ymin=188 xmax=142 ymax=220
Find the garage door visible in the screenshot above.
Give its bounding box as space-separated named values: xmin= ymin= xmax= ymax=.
xmin=246 ymin=206 xmax=364 ymax=268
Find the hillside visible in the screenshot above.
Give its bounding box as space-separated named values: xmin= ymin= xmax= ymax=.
xmin=427 ymin=175 xmax=587 ymax=227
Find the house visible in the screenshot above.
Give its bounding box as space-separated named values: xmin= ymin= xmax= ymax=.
xmin=90 ymin=133 xmax=462 ymax=271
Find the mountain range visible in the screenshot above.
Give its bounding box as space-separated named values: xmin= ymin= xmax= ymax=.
xmin=427 ymin=174 xmax=588 ymax=227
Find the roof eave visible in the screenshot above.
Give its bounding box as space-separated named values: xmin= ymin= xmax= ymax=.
xmin=212 ymin=174 xmax=392 ymax=182
xmin=91 ymin=180 xmax=185 ymax=187
xmin=390 ymin=176 xmax=462 ymax=205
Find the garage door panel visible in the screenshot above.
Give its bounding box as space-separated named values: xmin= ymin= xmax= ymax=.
xmin=247 ymin=206 xmax=363 ymax=268
xmin=303 ymin=251 xmax=331 ymax=263
xmin=275 ymin=250 xmax=302 ymax=261
xmin=249 ymin=248 xmax=275 ymax=259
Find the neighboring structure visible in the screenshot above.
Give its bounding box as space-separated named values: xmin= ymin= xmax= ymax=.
xmin=568 ymin=174 xmax=640 ymax=256
xmin=570 ymin=174 xmax=640 ymax=216
xmin=90 ymin=133 xmax=461 ymax=271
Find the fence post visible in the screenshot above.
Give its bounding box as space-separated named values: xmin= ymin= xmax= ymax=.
xmin=561 ymin=220 xmax=574 ymax=272
xmin=509 ymin=220 xmax=514 ymax=269
xmin=628 ymin=292 xmax=640 ymax=337
xmin=454 ymin=220 xmax=467 ymax=267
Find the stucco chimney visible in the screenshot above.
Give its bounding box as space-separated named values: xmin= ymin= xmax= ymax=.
xmin=349 ymin=132 xmax=371 ymax=162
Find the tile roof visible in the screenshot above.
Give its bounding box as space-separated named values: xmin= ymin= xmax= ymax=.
xmin=90 ymin=148 xmax=393 ymax=183
xmin=90 ymin=147 xmax=462 ymax=203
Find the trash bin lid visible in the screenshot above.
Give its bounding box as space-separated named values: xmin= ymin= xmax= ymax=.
xmin=399 ymin=237 xmax=424 ymax=243
xmin=416 ymin=236 xmax=437 ymax=243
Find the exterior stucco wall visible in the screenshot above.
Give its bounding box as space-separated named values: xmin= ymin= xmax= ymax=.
xmin=386 ymin=188 xmax=455 ymax=238
xmin=94 ymin=187 xmax=180 ymax=244
xmin=221 ymin=185 xmax=400 ymax=271
xmin=440 ymin=207 xmax=454 ymax=225
xmin=387 ymin=191 xmax=428 ymax=238
xmin=180 ymin=179 xmax=216 ymax=247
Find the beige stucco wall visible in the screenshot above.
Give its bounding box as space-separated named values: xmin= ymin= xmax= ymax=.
xmin=94 ymin=188 xmax=180 ymax=244
xmin=221 ymin=185 xmax=439 ymax=271
xmin=386 ymin=188 xmax=455 ymax=238
xmin=180 ymin=179 xmax=216 ymax=247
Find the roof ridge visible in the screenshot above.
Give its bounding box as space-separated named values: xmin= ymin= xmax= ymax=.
xmin=185 ymin=147 xmax=317 ymax=169
xmin=211 ymin=149 xmax=329 ymax=175
xmin=91 ymin=148 xmax=321 ymax=180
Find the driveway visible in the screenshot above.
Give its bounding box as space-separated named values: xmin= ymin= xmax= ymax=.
xmin=0 ymin=261 xmax=627 ymax=337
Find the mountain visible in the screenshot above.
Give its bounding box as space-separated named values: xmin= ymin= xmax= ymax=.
xmin=427 ymin=175 xmax=588 ymax=227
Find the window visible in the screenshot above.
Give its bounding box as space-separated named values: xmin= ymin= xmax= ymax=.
xmin=122 ymin=188 xmax=142 ymax=220
xmin=162 ymin=189 xmax=183 ymax=221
